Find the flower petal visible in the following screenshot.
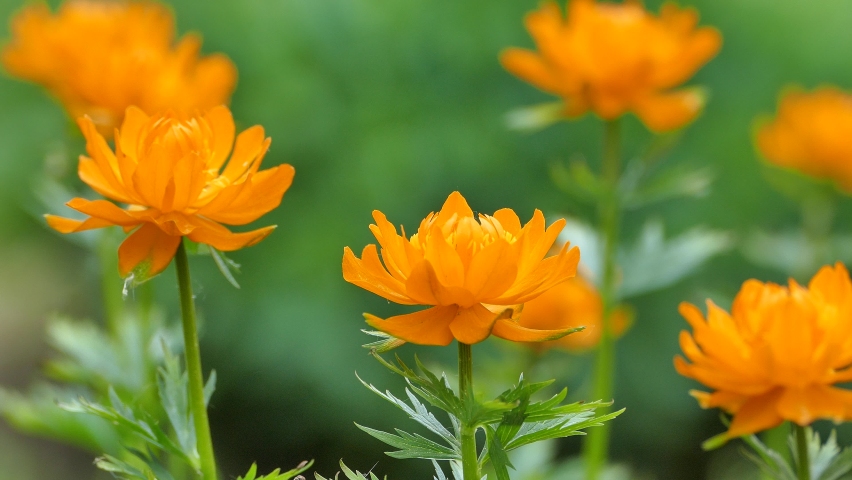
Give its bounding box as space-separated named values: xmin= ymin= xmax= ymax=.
xmin=449 ymin=303 xmax=502 ymax=345
xmin=633 ymin=88 xmax=706 ymax=133
xmin=492 ymin=318 xmax=583 ymax=343
xmin=365 ymin=305 xmax=458 ymax=346
xmin=343 ymin=245 xmax=416 ymax=305
xmin=117 ymin=223 xmax=181 ymax=279
xmin=726 ymin=389 xmax=784 ymax=437
xmin=187 ymin=218 xmax=276 ymax=252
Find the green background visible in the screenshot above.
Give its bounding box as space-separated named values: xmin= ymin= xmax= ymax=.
xmin=1 ymin=0 xmax=851 ymax=478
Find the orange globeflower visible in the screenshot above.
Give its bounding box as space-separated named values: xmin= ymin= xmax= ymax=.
xmin=2 ymin=1 xmax=236 ymax=135
xmin=500 ymin=0 xmax=722 ymax=132
xmin=756 ymin=86 xmax=852 ymax=192
xmin=343 ymin=192 xmax=581 ymax=346
xmin=675 ymin=263 xmax=852 ymax=438
xmin=45 ymin=106 xmax=294 ymax=282
xmin=518 ymin=276 xmax=630 ymax=351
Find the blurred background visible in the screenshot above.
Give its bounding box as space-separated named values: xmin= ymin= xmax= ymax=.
xmin=2 ymin=0 xmax=852 ymax=478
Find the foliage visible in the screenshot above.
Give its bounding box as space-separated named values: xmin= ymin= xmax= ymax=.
xmin=238 ymin=460 xmax=314 ymax=480
xmin=315 ymin=460 xmax=387 ymax=480
xmin=356 ymin=351 xmax=622 ymax=477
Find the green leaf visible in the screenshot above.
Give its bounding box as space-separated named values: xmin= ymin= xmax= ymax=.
xmin=315 ymin=460 xmax=386 ymax=480
xmin=357 ymin=375 xmax=458 ymax=449
xmin=701 ymin=432 xmax=729 ymax=451
xmin=370 ymin=352 xmax=463 ymax=419
xmin=503 ymin=407 xmax=624 ymax=451
xmin=156 ymin=346 xmax=199 ymax=466
xmin=362 ymin=330 xmax=406 ymax=354
xmin=621 ymin=165 xmax=714 ymax=209
xmin=617 ymin=220 xmax=733 ymax=299
xmin=0 ymin=384 xmax=121 ymax=454
xmin=94 ymin=455 xmax=149 ymax=480
xmin=484 ymin=425 xmax=512 ymax=480
xmin=237 ymin=460 xmax=314 ymax=480
xmin=210 ymin=247 xmax=241 ymax=289
xmin=504 ymin=101 xmax=565 ymax=132
xmin=741 ymin=433 xmax=797 ymax=480
xmin=549 ymin=157 xmax=609 ymax=205
xmin=356 ymin=424 xmax=460 ymax=460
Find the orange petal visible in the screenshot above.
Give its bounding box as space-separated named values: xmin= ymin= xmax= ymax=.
xmin=365 ymin=305 xmax=458 ymax=346
xmin=117 ymin=223 xmax=181 ymax=279
xmin=726 ymin=389 xmax=784 ymax=437
xmin=44 ymin=214 xmax=114 ymax=233
xmin=492 ymin=318 xmax=583 ymax=343
xmin=221 ymin=126 xmax=269 ymax=182
xmin=78 ymin=157 xmax=134 ymax=204
xmin=633 ymin=88 xmax=706 ymax=133
xmin=449 ymin=303 xmax=501 ymax=345
xmin=187 ymin=219 xmax=275 ymax=252
xmin=204 ymin=105 xmax=236 ymax=171
xmin=342 ymin=245 xmax=416 ymax=305
xmin=499 ymin=48 xmax=562 ymax=94
xmin=777 ymin=385 xmax=852 ymax=426
xmin=436 ymin=191 xmax=474 ymax=222
xmin=200 ymin=164 xmax=295 ymax=225
xmin=66 ymin=198 xmax=142 ymax=226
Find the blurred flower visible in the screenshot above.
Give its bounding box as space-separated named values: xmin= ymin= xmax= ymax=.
xmin=675 ymin=263 xmax=852 ymax=437
xmin=45 ymin=106 xmax=294 ymax=281
xmin=756 ymin=86 xmax=852 ymax=192
xmin=517 ymin=276 xmax=631 ymax=352
xmin=500 ymin=0 xmax=721 ymax=132
xmin=343 ymin=191 xmax=580 ymax=346
xmin=2 ymin=1 xmax=237 ymax=135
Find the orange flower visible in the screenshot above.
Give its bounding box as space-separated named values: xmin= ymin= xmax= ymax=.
xmin=2 ymin=1 xmax=236 ymax=135
xmin=500 ymin=0 xmax=721 ymax=132
xmin=45 ymin=106 xmax=294 ymax=282
xmin=756 ymin=86 xmax=852 ymax=192
xmin=675 ymin=263 xmax=852 ymax=437
xmin=343 ymin=192 xmax=581 ymax=346
xmin=517 ymin=276 xmax=631 ymax=351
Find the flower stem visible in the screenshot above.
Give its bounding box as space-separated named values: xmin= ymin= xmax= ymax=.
xmin=583 ymin=119 xmax=622 ymax=480
xmin=794 ymin=424 xmax=810 ymax=480
xmin=458 ymin=342 xmax=479 ymax=480
xmin=175 ymin=240 xmax=217 ymax=480
xmin=98 ymin=228 xmax=124 ymax=336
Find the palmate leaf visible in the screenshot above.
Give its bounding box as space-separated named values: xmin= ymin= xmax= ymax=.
xmin=315 ymin=460 xmax=386 ymax=480
xmin=741 ymin=433 xmax=797 ymax=480
xmin=237 ymin=460 xmax=314 ymax=480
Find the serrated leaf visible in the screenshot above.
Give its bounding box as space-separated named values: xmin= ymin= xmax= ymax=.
xmin=315 ymin=460 xmax=385 ymax=480
xmin=741 ymin=433 xmax=797 ymax=480
xmin=361 ymin=330 xmax=406 ymax=353
xmin=156 ymin=347 xmax=198 ymax=466
xmin=238 ymin=460 xmax=314 ymax=480
xmin=484 ymin=425 xmax=513 ymax=480
xmin=355 ymin=424 xmax=459 ymax=460
xmin=204 ymin=370 xmax=217 ymax=407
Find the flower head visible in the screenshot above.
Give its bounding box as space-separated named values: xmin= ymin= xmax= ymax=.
xmin=3 ymin=1 xmax=237 ymax=135
xmin=675 ymin=263 xmax=852 ymax=437
xmin=756 ymin=86 xmax=852 ymax=192
xmin=45 ymin=106 xmax=294 ymax=282
xmin=517 ymin=276 xmax=631 ymax=351
xmin=500 ymin=0 xmax=721 ymax=132
xmin=343 ymin=192 xmax=580 ymax=346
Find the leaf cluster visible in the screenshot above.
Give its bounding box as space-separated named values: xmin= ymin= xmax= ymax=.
xmin=59 ymin=345 xmax=216 ymax=479
xmin=357 ymin=353 xmax=622 ymax=479
xmin=741 ymin=428 xmax=852 ymax=480
xmin=238 ymin=460 xmax=314 ymax=480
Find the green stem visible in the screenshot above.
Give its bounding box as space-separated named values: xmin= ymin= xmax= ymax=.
xmin=98 ymin=228 xmax=124 ymax=336
xmin=583 ymin=119 xmax=622 ymax=480
xmin=175 ymin=241 xmax=217 ymax=480
xmin=458 ymin=342 xmax=479 ymax=480
xmin=795 ymin=424 xmax=810 ymax=480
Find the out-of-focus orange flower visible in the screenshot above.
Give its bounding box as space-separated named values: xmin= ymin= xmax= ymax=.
xmin=500 ymin=0 xmax=721 ymax=132
xmin=756 ymin=87 xmax=852 ymax=192
xmin=343 ymin=192 xmax=581 ymax=346
xmin=675 ymin=263 xmax=852 ymax=437
xmin=517 ymin=276 xmax=631 ymax=351
xmin=45 ymin=106 xmax=294 ymax=281
xmin=2 ymin=1 xmax=236 ymax=135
